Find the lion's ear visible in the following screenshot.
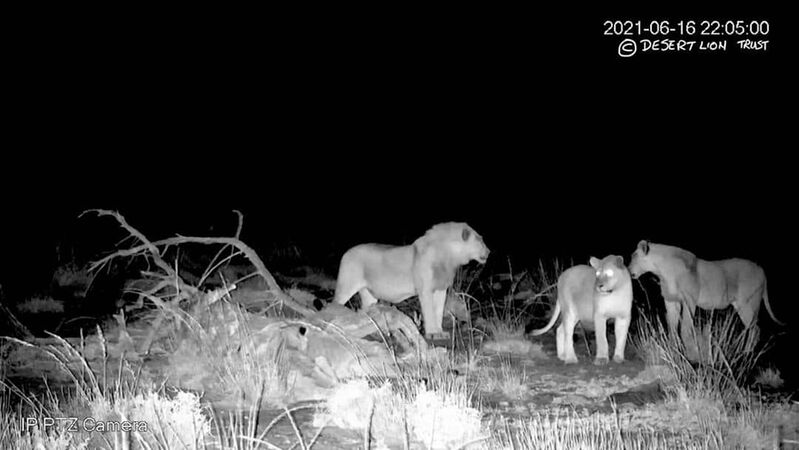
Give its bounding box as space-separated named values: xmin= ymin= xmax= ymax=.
xmin=615 ymin=255 xmax=625 ymax=267
xmin=461 ymin=228 xmax=471 ymax=241
xmin=637 ymin=240 xmax=649 ymax=254
xmin=589 ymin=257 xmax=600 ymax=269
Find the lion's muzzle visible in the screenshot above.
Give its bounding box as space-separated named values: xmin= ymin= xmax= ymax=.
xmin=595 ymin=276 xmax=614 ymax=293
xmin=595 ymin=284 xmax=613 ymax=294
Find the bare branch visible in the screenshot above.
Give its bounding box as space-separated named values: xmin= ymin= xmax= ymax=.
xmin=232 ymin=210 xmax=244 ymax=239
xmin=83 ymin=209 xmax=176 ymax=278
xmin=149 ymin=235 xmax=315 ymax=317
xmin=85 ymin=209 xmax=314 ymax=317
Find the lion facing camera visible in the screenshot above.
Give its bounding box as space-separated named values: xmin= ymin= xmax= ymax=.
xmin=530 ymin=255 xmax=633 ymax=365
xmin=332 ymin=222 xmax=490 ymax=340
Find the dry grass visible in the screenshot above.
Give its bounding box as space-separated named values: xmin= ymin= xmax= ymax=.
xmin=314 ymin=372 xmax=486 ymax=449
xmin=484 ymin=409 xmax=722 ymax=449
xmin=753 ymin=367 xmax=784 ymax=389
xmin=631 ymin=310 xmax=766 ymax=402
xmin=166 ymin=301 xmax=293 ymax=409
xmin=4 ymin=253 xmax=796 ymax=450
xmin=14 ymin=296 xmax=65 ymax=314
xmin=1 ymin=330 xmax=213 ymax=450
xmin=624 ymin=307 xmax=799 ymax=448
xmin=480 ymin=354 xmax=529 ymax=399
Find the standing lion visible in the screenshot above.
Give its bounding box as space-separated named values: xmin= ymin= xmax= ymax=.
xmin=628 ymin=240 xmax=782 ymax=356
xmin=530 ymin=255 xmax=633 ymax=365
xmin=332 ymin=222 xmax=490 ymax=339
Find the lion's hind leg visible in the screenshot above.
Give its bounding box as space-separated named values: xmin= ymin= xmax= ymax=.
xmin=732 ymin=283 xmax=761 ymax=329
xmin=332 ymin=270 xmax=364 ymax=306
xmin=556 ymin=323 xmax=566 ymax=361
xmin=561 ymin=313 xmax=579 ymax=364
xmin=680 ymin=303 xmax=700 ymax=361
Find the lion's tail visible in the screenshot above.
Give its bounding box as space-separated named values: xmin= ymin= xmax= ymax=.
xmin=762 ymin=277 xmax=785 ymax=326
xmin=529 ymin=301 xmax=560 ymax=336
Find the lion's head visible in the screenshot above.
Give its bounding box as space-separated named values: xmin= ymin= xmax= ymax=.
xmin=589 ymin=255 xmax=629 ymax=294
xmin=629 ymin=240 xmax=697 ymax=279
xmin=418 ymin=222 xmax=490 ymax=265
xmin=628 ymin=240 xmax=653 ymax=279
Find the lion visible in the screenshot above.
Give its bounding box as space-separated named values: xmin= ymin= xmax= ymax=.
xmin=628 ymin=240 xmax=782 ymax=353
xmin=332 ymin=222 xmax=489 ymax=339
xmin=530 ymin=255 xmax=633 ymax=365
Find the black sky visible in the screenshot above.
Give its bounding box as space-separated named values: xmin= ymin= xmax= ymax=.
xmin=1 ymin=5 xmax=794 ymax=316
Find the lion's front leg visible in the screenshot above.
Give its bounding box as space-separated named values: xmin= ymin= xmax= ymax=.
xmin=420 ymin=289 xmax=449 ymax=340
xmin=612 ymin=316 xmax=630 ymax=363
xmin=431 ymin=289 xmax=449 ymax=339
xmin=593 ymin=313 xmax=609 ymax=365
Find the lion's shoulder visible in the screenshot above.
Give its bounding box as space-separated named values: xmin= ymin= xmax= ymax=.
xmin=651 ymin=243 xmax=698 ymax=276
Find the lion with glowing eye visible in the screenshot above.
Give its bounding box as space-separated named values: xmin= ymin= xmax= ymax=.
xmin=530 ymin=255 xmax=633 ymax=365
xmin=331 ymin=222 xmax=490 ymax=340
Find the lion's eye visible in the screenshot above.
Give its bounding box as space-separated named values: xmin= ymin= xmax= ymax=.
xmin=596 ymin=271 xmax=601 ymax=278
xmin=605 ymin=269 xmax=614 ymax=277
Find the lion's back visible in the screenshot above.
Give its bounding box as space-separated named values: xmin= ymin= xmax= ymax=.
xmin=695 ymin=258 xmax=763 ymax=304
xmin=339 ymin=243 xmax=412 ymax=274
xmin=715 ymin=258 xmax=764 ymax=283
xmin=558 ymin=265 xmax=596 ymax=319
xmin=337 ymin=244 xmax=416 ymax=299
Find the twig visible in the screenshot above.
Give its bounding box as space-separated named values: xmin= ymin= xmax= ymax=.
xmin=238 ymin=436 xmax=283 ymax=450
xmin=306 ymin=416 xmax=330 ymax=449
xmin=0 ymin=299 xmax=33 ymax=338
xmin=83 ymin=209 xmax=198 ymax=300
xmin=523 ymin=282 xmax=557 ymax=305
xmin=455 ymin=435 xmax=490 ymax=449
xmin=232 ymin=209 xmax=244 ymax=238
xmin=364 ymin=394 xmax=376 ymax=450
xmin=285 ymin=406 xmax=307 ymax=450
xmin=83 ymin=209 xmax=175 ymax=278
xmin=714 ymin=341 xmax=746 ymax=401
xmin=258 ymin=404 xmax=318 ymax=442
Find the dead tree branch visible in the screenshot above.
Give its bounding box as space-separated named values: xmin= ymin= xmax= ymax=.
xmin=83 ymin=209 xmax=176 ymax=278
xmin=84 ymin=209 xmax=315 ymax=317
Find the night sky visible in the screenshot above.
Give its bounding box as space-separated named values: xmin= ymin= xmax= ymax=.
xmin=2 ymin=5 xmax=794 ymax=322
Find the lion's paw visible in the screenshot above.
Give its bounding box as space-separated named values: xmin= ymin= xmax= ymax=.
xmin=563 ymin=356 xmax=579 ymax=365
xmin=593 ymin=357 xmax=609 ymax=366
xmin=613 ymin=355 xmax=625 ymax=363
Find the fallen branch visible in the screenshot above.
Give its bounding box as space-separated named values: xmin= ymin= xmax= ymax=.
xmin=84 ymin=209 xmax=315 ymax=317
